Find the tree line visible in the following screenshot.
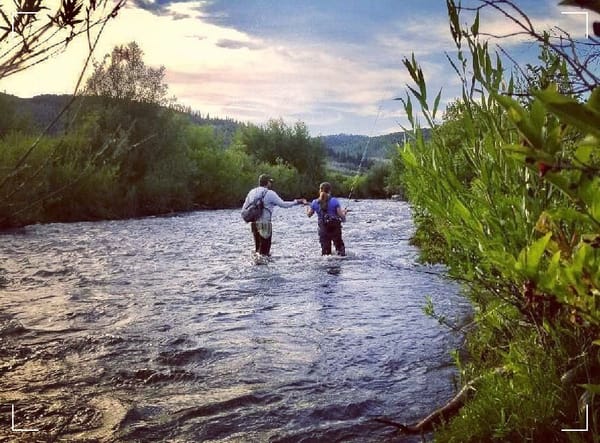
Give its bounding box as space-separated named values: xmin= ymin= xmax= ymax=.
xmin=0 ymin=41 xmax=397 ymax=228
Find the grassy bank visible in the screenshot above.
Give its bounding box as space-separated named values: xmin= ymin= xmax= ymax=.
xmin=390 ymin=1 xmax=600 ymax=440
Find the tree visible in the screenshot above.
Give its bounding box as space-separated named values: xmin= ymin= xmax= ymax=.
xmin=77 ymin=42 xmax=176 ymax=211
xmin=237 ymin=118 xmax=326 ymax=187
xmin=0 ymin=1 xmax=125 ymax=227
xmin=453 ymin=0 xmax=600 ymax=95
xmin=84 ymin=41 xmax=171 ymax=105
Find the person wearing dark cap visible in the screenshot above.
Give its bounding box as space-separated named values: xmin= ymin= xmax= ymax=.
xmin=306 ymin=181 xmax=347 ymax=256
xmin=243 ymin=174 xmax=306 ymax=256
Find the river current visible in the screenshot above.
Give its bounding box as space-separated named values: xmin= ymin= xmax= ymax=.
xmin=0 ymin=199 xmax=469 ymax=442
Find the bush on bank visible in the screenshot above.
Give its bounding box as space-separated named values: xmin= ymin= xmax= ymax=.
xmin=392 ymin=1 xmax=600 ymax=440
xmin=0 ymin=97 xmax=336 ymax=228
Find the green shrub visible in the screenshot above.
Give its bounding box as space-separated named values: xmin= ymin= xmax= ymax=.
xmin=394 ymin=1 xmax=600 ymax=439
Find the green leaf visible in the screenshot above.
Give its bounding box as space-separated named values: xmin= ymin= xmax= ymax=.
xmin=546 ymin=207 xmax=590 ymax=225
xmin=432 ymin=89 xmax=442 ymax=120
xmin=401 ymin=146 xmax=418 ymax=167
xmin=447 ymin=0 xmax=462 ymax=45
xmin=535 ymin=89 xmax=600 ymax=138
xmin=577 ymin=177 xmax=600 ymax=220
xmin=407 ymin=85 xmax=423 ymax=104
xmin=591 ymin=192 xmax=600 ymax=222
xmin=501 ymin=143 xmax=554 ymax=164
xmin=580 ymin=384 xmax=600 ymax=395
xmin=495 ymin=94 xmax=543 ymax=150
xmin=573 ymin=137 xmax=598 ymax=166
xmin=530 ymin=99 xmax=545 ymax=131
xmin=519 ymin=232 xmax=552 ymax=277
xmin=454 ymin=199 xmax=477 ymax=229
xmin=588 ymin=85 xmax=600 ymax=112
xmin=540 ymin=172 xmax=577 ymax=200
xmin=471 ymin=10 xmax=480 ymax=36
xmin=547 ymin=251 xmax=561 ymax=280
xmin=404 ymin=95 xmax=414 ymax=127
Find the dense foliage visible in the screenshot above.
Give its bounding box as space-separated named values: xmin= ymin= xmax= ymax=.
xmin=0 ymin=33 xmax=400 ymax=229
xmin=320 ymin=132 xmax=415 ymax=168
xmin=0 ymin=37 xmax=341 ymax=228
xmin=0 ymin=99 xmax=333 ymax=226
xmin=391 ymin=1 xmax=600 ymax=440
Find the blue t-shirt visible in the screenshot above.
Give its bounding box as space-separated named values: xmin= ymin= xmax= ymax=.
xmin=310 ymin=196 xmax=341 ymax=219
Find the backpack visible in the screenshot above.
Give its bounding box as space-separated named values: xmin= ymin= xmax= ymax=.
xmin=241 ymin=189 xmax=268 ymax=223
xmin=319 ymin=196 xmax=342 ymax=229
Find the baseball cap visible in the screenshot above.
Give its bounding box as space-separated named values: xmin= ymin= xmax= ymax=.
xmin=259 ymin=174 xmax=274 ymax=186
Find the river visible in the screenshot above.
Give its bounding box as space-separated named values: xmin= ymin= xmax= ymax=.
xmin=0 ymin=199 xmax=469 ymax=442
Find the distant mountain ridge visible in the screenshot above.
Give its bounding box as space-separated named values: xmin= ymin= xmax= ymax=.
xmin=1 ymin=93 xmax=410 ymax=161
xmin=0 ymin=93 xmax=242 ymax=142
xmin=319 ymin=132 xmax=407 ymax=163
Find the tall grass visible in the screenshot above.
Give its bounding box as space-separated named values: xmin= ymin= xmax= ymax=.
xmin=392 ymin=1 xmax=600 ymax=439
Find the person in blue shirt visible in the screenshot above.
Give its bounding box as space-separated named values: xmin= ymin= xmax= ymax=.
xmin=306 ymin=182 xmax=347 ymax=256
xmin=243 ymin=173 xmax=306 ymax=256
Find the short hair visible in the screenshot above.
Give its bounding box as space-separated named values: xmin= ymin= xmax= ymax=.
xmin=319 ymin=182 xmax=331 ymax=193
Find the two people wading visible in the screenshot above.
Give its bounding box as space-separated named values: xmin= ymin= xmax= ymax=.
xmin=243 ymin=176 xmax=347 ymax=257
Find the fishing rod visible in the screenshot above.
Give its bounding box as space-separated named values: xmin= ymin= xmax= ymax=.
xmin=301 ymin=100 xmax=385 ymax=209
xmin=345 ymin=102 xmax=384 ymax=209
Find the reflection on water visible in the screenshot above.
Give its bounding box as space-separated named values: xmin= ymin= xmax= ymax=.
xmin=0 ymin=200 xmax=469 ymax=442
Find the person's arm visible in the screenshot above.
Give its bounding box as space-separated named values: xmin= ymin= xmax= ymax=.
xmin=336 ymin=205 xmax=347 ymax=222
xmin=242 ymin=190 xmax=252 ymax=208
xmin=306 ymin=204 xmax=315 ymax=217
xmin=334 ymin=199 xmax=347 ymax=222
xmin=268 ymin=191 xmax=303 ymax=208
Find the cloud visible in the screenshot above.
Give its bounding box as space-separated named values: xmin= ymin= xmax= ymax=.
xmin=215 ymin=39 xmax=264 ymax=50
xmin=130 ymin=0 xmax=201 ymax=19
xmin=3 ymin=0 xmax=581 ymax=136
xmin=376 ymin=19 xmax=456 ymax=58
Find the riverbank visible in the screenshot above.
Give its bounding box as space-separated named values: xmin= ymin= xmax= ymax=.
xmin=392 ymin=2 xmax=600 ymax=438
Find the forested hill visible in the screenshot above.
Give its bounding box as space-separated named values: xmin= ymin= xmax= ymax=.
xmin=320 ymin=129 xmax=432 ymax=164
xmin=320 ymin=132 xmax=404 ymax=163
xmin=0 ymin=93 xmax=71 ymax=133
xmin=0 ymin=93 xmax=242 ymax=144
xmin=1 ymin=93 xmax=413 ymax=160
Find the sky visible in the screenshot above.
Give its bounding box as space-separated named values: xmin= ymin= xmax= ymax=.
xmin=0 ymin=0 xmax=594 ymax=136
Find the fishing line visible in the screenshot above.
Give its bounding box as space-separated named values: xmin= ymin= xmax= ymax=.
xmin=346 ymin=101 xmax=384 ymax=204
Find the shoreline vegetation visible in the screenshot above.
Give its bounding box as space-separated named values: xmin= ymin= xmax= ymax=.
xmin=0 ymin=96 xmax=396 ymax=230
xmin=0 ymin=39 xmax=398 ymax=230
xmin=379 ymin=1 xmax=599 ymax=441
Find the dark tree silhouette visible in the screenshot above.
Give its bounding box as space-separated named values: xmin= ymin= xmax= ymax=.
xmin=1 ymin=0 xmax=126 ymax=80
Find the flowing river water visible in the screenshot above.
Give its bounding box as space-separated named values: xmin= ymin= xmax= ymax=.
xmin=0 ymin=199 xmax=470 ymax=442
